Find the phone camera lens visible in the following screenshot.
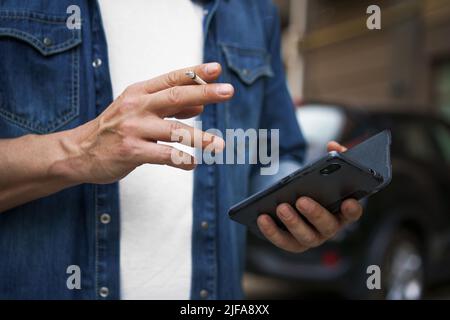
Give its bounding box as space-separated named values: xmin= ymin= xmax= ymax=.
xmin=320 ymin=163 xmax=341 ymax=176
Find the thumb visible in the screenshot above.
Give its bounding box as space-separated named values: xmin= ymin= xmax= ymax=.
xmin=327 ymin=141 xmax=348 ymax=153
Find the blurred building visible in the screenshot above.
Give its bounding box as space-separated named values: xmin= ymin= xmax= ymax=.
xmin=276 ymin=0 xmax=450 ymax=118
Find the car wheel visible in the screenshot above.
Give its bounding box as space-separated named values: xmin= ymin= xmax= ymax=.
xmin=382 ymin=231 xmax=424 ymax=300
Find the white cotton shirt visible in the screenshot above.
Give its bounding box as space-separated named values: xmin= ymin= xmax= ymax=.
xmin=97 ymin=0 xmax=204 ymax=300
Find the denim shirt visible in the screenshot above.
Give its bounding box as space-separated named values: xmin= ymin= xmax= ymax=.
xmin=0 ymin=0 xmax=305 ymax=299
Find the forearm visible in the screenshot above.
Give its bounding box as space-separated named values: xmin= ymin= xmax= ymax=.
xmin=0 ymin=129 xmax=82 ymax=213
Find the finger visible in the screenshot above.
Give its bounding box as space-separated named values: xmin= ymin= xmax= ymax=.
xmin=136 ymin=62 xmax=222 ymax=94
xmin=136 ymin=118 xmax=224 ymax=151
xmin=257 ymin=214 xmax=306 ymax=253
xmin=295 ymin=197 xmax=340 ymax=239
xmin=138 ymin=141 xmax=197 ymax=170
xmin=327 ymin=141 xmax=347 ymax=153
xmin=173 ymin=105 xmax=204 ymax=119
xmin=338 ymin=198 xmax=363 ymax=226
xmin=145 ymin=83 xmax=234 ymax=117
xmin=276 ymin=203 xmax=322 ymax=248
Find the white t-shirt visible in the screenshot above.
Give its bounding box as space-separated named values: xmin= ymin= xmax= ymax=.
xmin=97 ymin=0 xmax=204 ymax=300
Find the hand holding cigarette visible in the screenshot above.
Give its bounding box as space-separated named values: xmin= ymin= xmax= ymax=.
xmin=0 ymin=63 xmax=235 ymax=212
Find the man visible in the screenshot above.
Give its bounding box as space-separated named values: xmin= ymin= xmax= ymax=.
xmin=0 ymin=0 xmax=362 ymax=299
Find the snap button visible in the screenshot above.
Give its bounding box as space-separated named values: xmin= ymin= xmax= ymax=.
xmin=99 ymin=286 xmax=109 ymax=298
xmin=201 ymin=221 xmax=209 ymax=229
xmin=200 ymin=289 xmax=209 ymax=299
xmin=92 ymin=58 xmax=102 ymax=68
xmin=43 ymin=37 xmax=52 ymax=46
xmin=100 ymin=213 xmax=111 ymax=224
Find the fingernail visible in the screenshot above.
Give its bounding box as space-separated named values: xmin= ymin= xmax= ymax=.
xmin=216 ymin=84 xmax=234 ymax=96
xmin=204 ymin=62 xmax=220 ymax=75
xmin=298 ymin=197 xmax=312 ymax=212
xmin=344 ymin=201 xmax=358 ymax=215
xmin=279 ymin=205 xmax=293 ymax=220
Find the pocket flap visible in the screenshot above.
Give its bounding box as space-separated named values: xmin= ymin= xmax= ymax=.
xmin=220 ymin=42 xmax=273 ymax=85
xmin=0 ymin=10 xmax=82 ymax=56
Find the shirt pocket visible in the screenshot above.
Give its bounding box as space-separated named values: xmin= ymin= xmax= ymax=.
xmin=219 ymin=42 xmax=273 ymax=130
xmin=0 ymin=11 xmax=82 ymax=134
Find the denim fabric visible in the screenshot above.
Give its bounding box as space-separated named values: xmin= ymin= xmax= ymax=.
xmin=0 ymin=0 xmax=305 ymax=299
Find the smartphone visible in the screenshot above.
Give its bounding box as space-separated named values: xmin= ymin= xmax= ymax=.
xmin=228 ymin=130 xmax=391 ymax=238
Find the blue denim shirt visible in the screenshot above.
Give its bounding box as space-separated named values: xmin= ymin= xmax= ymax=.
xmin=0 ymin=0 xmax=305 ymax=299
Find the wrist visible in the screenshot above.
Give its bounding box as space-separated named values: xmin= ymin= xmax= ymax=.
xmin=47 ymin=121 xmax=96 ymax=186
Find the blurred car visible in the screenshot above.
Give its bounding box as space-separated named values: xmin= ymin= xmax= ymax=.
xmin=245 ymin=104 xmax=450 ymax=299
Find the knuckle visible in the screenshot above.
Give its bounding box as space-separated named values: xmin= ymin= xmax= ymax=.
xmin=119 ymin=95 xmax=139 ymax=114
xmin=303 ymin=234 xmax=319 ymax=247
xmin=118 ymin=119 xmax=136 ymax=136
xmin=277 ymin=203 xmax=289 ymax=213
xmin=168 ymin=120 xmax=183 ymax=133
xmin=283 ymin=213 xmax=296 ymax=225
xmin=167 ymin=87 xmax=182 ymax=105
xmin=308 ymin=209 xmax=322 ymax=221
xmin=117 ymin=137 xmax=139 ymax=160
xmin=323 ymin=225 xmax=338 ymax=238
xmin=276 ymin=205 xmax=288 ymax=218
xmin=165 ymin=71 xmax=179 ymax=87
xmin=159 ymin=145 xmax=173 ymax=163
xmin=202 ymin=84 xmax=210 ymax=97
xmin=168 ymin=121 xmax=187 ymax=142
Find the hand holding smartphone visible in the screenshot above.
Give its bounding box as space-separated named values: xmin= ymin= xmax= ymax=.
xmin=228 ymin=130 xmax=392 ymax=239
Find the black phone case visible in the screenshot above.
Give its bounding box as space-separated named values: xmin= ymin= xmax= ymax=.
xmin=228 ymin=130 xmax=392 ymax=238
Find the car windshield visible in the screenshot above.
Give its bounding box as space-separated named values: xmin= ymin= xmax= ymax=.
xmin=296 ymin=105 xmax=345 ymax=162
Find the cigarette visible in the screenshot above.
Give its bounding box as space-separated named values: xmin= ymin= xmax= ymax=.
xmin=185 ymin=70 xmax=207 ymax=85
